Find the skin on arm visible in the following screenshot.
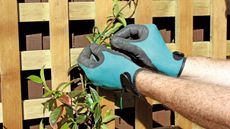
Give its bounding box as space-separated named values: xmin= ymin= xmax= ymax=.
xmin=181 ymin=57 xmax=230 ymax=87
xmin=135 ymin=70 xmax=230 ymax=129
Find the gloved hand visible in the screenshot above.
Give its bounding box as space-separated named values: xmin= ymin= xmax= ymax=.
xmin=78 ymin=44 xmax=143 ymax=94
xmin=111 ymin=24 xmax=186 ymax=77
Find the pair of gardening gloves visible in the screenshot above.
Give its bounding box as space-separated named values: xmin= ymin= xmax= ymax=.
xmin=78 ymin=24 xmax=186 ymax=95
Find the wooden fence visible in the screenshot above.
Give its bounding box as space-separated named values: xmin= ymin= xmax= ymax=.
xmin=0 ymin=0 xmax=229 ymax=128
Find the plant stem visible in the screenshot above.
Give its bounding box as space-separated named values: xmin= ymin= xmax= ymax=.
xmin=95 ymin=0 xmax=134 ymax=44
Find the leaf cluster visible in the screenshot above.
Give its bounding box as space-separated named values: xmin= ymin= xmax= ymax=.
xmin=28 ymin=66 xmax=117 ymax=129
xmin=86 ymin=0 xmax=137 ymax=47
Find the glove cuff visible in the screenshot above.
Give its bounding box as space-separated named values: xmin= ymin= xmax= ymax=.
xmin=177 ymin=57 xmax=186 ymax=77
xmin=120 ymin=68 xmax=146 ymax=97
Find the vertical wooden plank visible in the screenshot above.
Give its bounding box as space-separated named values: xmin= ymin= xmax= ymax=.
xmin=0 ymin=0 xmax=23 ymax=128
xmin=135 ymin=0 xmax=153 ymax=129
xmin=211 ymin=0 xmax=227 ymax=59
xmin=49 ymin=0 xmax=70 ymax=89
xmin=135 ymin=0 xmax=152 ymax=24
xmin=95 ymin=0 xmax=115 ymax=129
xmin=175 ymin=0 xmax=193 ymax=128
xmin=175 ymin=0 xmax=193 ymax=56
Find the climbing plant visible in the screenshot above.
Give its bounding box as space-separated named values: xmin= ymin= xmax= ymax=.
xmin=28 ymin=0 xmax=137 ymax=128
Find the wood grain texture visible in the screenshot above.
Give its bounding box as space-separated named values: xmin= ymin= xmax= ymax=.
xmin=19 ymin=3 xmax=49 ymax=22
xmin=175 ymin=0 xmax=193 ymax=56
xmin=0 ymin=0 xmax=23 ymax=128
xmin=135 ymin=0 xmax=152 ymax=24
xmin=210 ymin=0 xmax=227 ymax=59
xmin=49 ymin=0 xmax=70 ymax=90
xmin=95 ymin=0 xmax=115 ymax=128
xmin=18 ymin=0 xmax=215 ymax=22
xmin=69 ymin=2 xmax=95 ymax=20
xmin=19 ymin=2 xmax=95 ymax=22
xmin=23 ymin=98 xmax=50 ymax=120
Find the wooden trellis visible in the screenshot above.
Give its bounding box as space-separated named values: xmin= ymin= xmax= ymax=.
xmin=0 ymin=0 xmax=228 ymax=128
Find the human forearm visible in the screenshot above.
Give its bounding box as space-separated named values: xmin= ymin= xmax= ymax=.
xmin=136 ymin=70 xmax=230 ymax=129
xmin=181 ymin=57 xmax=230 ymax=87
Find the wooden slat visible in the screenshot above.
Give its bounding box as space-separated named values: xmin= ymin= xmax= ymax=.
xmin=18 ymin=0 xmax=215 ymax=22
xmin=21 ymin=48 xmax=82 ymax=71
xmin=95 ymin=0 xmax=115 ymax=128
xmin=175 ymin=0 xmax=193 ymax=56
xmin=192 ymin=0 xmax=210 ymax=16
xmin=23 ymin=98 xmax=50 ymax=120
xmin=69 ymin=2 xmax=95 ymax=20
xmin=21 ymin=50 xmax=51 ymax=70
xmin=210 ymin=0 xmax=227 ymax=59
xmin=19 ymin=2 xmax=95 ymax=22
xmin=135 ymin=0 xmax=153 ymax=128
xmin=152 ymin=0 xmax=176 ymax=17
xmin=20 ymin=42 xmax=224 ymax=71
xmin=49 ymin=0 xmax=70 ymax=90
xmin=19 ymin=3 xmax=49 ymax=22
xmin=175 ymin=0 xmax=193 ymax=128
xmin=135 ymin=0 xmax=152 ymax=24
xmin=0 ymin=0 xmax=23 ymax=128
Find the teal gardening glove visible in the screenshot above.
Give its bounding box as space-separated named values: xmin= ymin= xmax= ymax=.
xmin=111 ymin=24 xmax=186 ymax=77
xmin=78 ymin=44 xmax=143 ymax=95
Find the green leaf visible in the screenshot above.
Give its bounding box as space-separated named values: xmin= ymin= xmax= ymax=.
xmin=104 ymin=22 xmax=123 ymax=37
xmin=89 ymin=87 xmax=100 ymax=102
xmin=60 ymin=122 xmax=72 ymax=129
xmin=42 ymin=90 xmax=54 ymax=97
xmin=102 ymin=114 xmax=118 ymax=124
xmin=113 ymin=3 xmax=120 ymax=17
xmin=40 ymin=66 xmax=50 ymax=91
xmin=76 ymin=114 xmax=87 ymax=124
xmin=117 ymin=15 xmax=127 ymax=27
xmin=94 ymin=33 xmax=102 ymax=44
xmin=49 ymin=106 xmax=63 ymax=126
xmin=86 ymin=94 xmax=93 ymax=105
xmin=39 ymin=119 xmax=44 ymax=129
xmin=90 ymin=102 xmax=98 ymax=112
xmin=65 ymin=106 xmax=74 ymax=119
xmin=72 ymin=123 xmax=78 ymax=129
xmin=112 ymin=0 xmax=118 ymax=6
xmin=86 ymin=34 xmax=94 ymax=43
xmin=68 ymin=90 xmax=82 ymax=98
xmin=100 ymin=124 xmax=108 ymax=129
xmin=92 ymin=26 xmax=100 ymax=35
xmin=27 ymin=75 xmax=43 ymax=84
xmin=42 ymin=98 xmax=55 ymax=113
xmin=94 ymin=103 xmax=101 ymax=124
xmin=40 ymin=66 xmax=46 ymax=84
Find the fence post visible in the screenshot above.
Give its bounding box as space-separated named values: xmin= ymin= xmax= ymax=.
xmin=95 ymin=0 xmax=115 ymax=128
xmin=49 ymin=0 xmax=70 ymax=90
xmin=211 ymin=0 xmax=227 ymax=59
xmin=135 ymin=0 xmax=153 ymax=128
xmin=0 ymin=0 xmax=23 ymax=128
xmin=175 ymin=0 xmax=193 ymax=128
